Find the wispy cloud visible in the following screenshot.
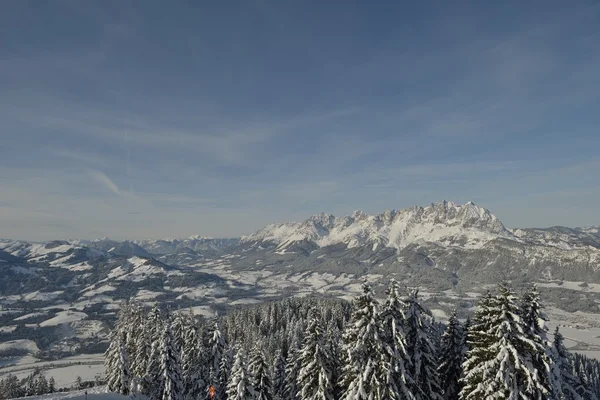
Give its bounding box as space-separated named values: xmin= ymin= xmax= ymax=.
xmin=90 ymin=170 xmax=121 ymax=197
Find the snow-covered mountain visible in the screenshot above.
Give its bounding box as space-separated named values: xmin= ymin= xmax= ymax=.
xmin=242 ymin=201 xmax=512 ymax=251
xmin=134 ymin=236 xmax=238 ymax=255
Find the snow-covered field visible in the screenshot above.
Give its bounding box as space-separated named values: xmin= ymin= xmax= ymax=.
xmin=15 ymin=387 xmax=126 ymax=400
xmin=0 ymin=354 xmax=104 ymax=389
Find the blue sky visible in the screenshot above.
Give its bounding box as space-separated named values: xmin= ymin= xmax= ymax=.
xmin=1 ymin=1 xmax=599 ymax=240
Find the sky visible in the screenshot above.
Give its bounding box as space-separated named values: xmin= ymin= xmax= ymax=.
xmin=1 ymin=1 xmax=599 ymax=241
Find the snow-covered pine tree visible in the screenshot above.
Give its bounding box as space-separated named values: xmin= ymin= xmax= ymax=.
xmin=404 ymin=289 xmax=442 ymax=400
xmin=125 ymin=302 xmax=145 ymax=378
xmin=227 ymin=347 xmax=257 ymax=400
xmin=273 ymin=350 xmax=286 ymax=399
xmin=48 ymin=377 xmax=56 ymax=393
xmin=282 ymin=344 xmax=300 ymax=400
xmin=296 ymin=309 xmax=335 ymax=400
xmin=249 ymin=346 xmax=273 ymax=400
xmin=207 ymin=318 xmax=228 ymax=381
xmin=461 ymin=317 xmax=470 ymax=359
xmin=461 ymin=284 xmax=549 ymax=400
xmin=551 ymin=327 xmax=595 ymax=400
xmin=141 ymin=305 xmax=165 ymax=398
xmin=379 ymin=279 xmax=415 ymax=400
xmin=437 ymin=310 xmax=463 ymax=400
xmin=132 ymin=307 xmax=155 ymax=385
xmin=180 ymin=322 xmax=201 ymax=399
xmin=105 ymin=330 xmax=131 ymax=395
xmin=218 ymin=347 xmax=233 ymax=400
xmin=521 ymin=284 xmax=554 ymax=397
xmin=340 ymin=282 xmax=387 ymax=400
xmin=327 ymin=334 xmax=343 ymax=399
xmin=159 ymin=318 xmax=184 ymax=400
xmin=171 ymin=310 xmax=188 ymax=355
xmin=143 ymin=331 xmax=163 ymax=399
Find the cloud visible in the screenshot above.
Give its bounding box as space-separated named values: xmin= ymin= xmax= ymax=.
xmin=90 ymin=170 xmax=121 ymax=196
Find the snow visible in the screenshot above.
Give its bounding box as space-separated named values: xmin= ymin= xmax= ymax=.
xmin=114 ymin=257 xmax=166 ymax=282
xmin=14 ymin=312 xmax=48 ymax=321
xmin=242 ymin=201 xmax=512 ymax=251
xmin=0 ymin=339 xmax=39 ymax=353
xmin=82 ymin=285 xmax=116 ymax=297
xmin=39 ymin=311 xmax=88 ymax=327
xmin=41 ymin=364 xmax=104 ymax=389
xmin=0 ymin=325 xmax=17 ymax=333
xmin=181 ymin=305 xmax=215 ymax=318
xmin=15 ymin=387 xmax=126 ymax=400
xmin=135 ymin=289 xmax=164 ymax=300
xmin=10 ymin=266 xmax=38 ymax=276
xmin=537 ymin=281 xmax=600 ymax=293
xmin=22 ymin=291 xmax=64 ymax=302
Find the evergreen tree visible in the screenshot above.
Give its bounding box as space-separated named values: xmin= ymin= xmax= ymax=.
xmin=282 ymin=345 xmax=300 ymax=400
xmin=48 ymin=377 xmax=56 ymax=393
xmin=207 ymin=318 xmax=228 ymax=381
xmin=551 ymin=327 xmax=595 ymax=400
xmin=105 ymin=330 xmax=131 ymax=395
xmin=379 ymin=279 xmax=415 ymax=400
xmin=36 ymin=375 xmax=49 ymax=395
xmin=340 ymin=282 xmax=387 ymax=400
xmin=297 ymin=309 xmax=335 ymax=400
xmin=218 ymin=348 xmax=233 ymax=400
xmin=437 ymin=310 xmax=463 ymax=400
xmin=181 ymin=323 xmax=203 ymax=399
xmin=144 ymin=329 xmax=163 ymax=399
xmin=132 ymin=314 xmax=153 ymax=379
xmin=521 ymin=284 xmax=553 ymax=397
xmin=159 ymin=319 xmax=184 ymax=400
xmin=249 ymin=347 xmax=273 ymax=400
xmin=404 ymin=289 xmax=442 ymax=400
xmin=272 ymin=350 xmax=286 ymax=399
xmin=227 ymin=348 xmax=257 ymax=400
xmin=461 ymin=284 xmax=549 ymax=399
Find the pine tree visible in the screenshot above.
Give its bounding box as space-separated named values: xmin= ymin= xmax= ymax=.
xmin=379 ymin=279 xmax=415 ymax=400
xmin=551 ymin=327 xmax=595 ymax=400
xmin=340 ymin=282 xmax=387 ymax=400
xmin=48 ymin=377 xmax=56 ymax=393
xmin=227 ymin=348 xmax=257 ymax=400
xmin=521 ymin=284 xmax=553 ymax=397
xmin=273 ymin=351 xmax=286 ymax=399
xmin=282 ymin=345 xmax=300 ymax=400
xmin=437 ymin=310 xmax=463 ymax=400
xmin=249 ymin=347 xmax=273 ymax=400
xmin=180 ymin=322 xmax=202 ymax=399
xmin=132 ymin=313 xmax=153 ymax=378
xmin=404 ymin=289 xmax=442 ymax=400
xmin=105 ymin=330 xmax=131 ymax=395
xmin=461 ymin=284 xmax=549 ymax=400
xmin=218 ymin=348 xmax=233 ymax=400
xmin=297 ymin=309 xmax=335 ymax=400
xmin=207 ymin=318 xmax=228 ymax=381
xmin=36 ymin=375 xmax=49 ymax=395
xmin=159 ymin=318 xmax=184 ymax=400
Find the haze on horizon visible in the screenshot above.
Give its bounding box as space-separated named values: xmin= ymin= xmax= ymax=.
xmin=1 ymin=1 xmax=599 ymax=241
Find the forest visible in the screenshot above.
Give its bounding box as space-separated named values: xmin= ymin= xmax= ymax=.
xmin=103 ymin=281 xmax=600 ymax=400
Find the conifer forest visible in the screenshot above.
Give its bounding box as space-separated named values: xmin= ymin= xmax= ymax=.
xmin=104 ymin=281 xmax=600 ymax=400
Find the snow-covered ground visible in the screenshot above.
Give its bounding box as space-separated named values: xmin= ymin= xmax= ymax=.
xmin=0 ymin=354 xmax=104 ymax=390
xmin=15 ymin=387 xmax=126 ymax=400
xmin=39 ymin=311 xmax=88 ymax=327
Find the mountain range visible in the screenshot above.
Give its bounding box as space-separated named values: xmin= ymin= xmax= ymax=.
xmin=1 ymin=201 xmax=600 ymax=356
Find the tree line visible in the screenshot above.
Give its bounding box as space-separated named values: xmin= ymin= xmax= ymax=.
xmin=105 ymin=281 xmax=600 ymax=399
